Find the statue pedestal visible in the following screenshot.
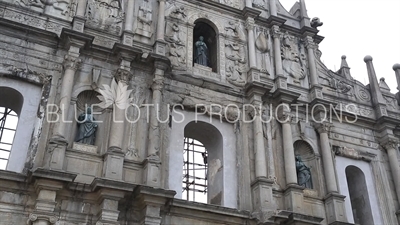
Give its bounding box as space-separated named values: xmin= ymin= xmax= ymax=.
xmin=134 ymin=28 xmax=153 ymax=45
xmin=194 ymin=63 xmax=212 ymax=72
xmin=72 ymin=142 xmax=98 ymax=154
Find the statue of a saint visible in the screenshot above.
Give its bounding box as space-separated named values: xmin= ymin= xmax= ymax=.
xmin=295 ymin=156 xmax=312 ymax=188
xmin=76 ymin=107 xmax=98 ymax=145
xmin=194 ymin=36 xmax=209 ymax=67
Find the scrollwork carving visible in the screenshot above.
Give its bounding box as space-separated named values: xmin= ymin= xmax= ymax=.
xmin=281 ymin=33 xmax=307 ymax=84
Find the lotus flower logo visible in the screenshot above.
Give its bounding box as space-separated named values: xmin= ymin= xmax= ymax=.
xmin=97 ymin=79 xmax=133 ymax=109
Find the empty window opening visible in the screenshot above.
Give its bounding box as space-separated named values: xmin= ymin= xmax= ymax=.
xmin=182 ymin=137 xmax=208 ymax=203
xmin=0 ymin=107 xmax=18 ymax=170
xmin=345 ymin=166 xmax=374 ymax=225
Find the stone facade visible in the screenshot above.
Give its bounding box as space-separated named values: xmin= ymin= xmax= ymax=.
xmin=0 ymin=0 xmax=399 ymax=225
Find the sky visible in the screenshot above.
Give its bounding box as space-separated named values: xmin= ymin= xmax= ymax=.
xmin=280 ymin=0 xmax=400 ymax=93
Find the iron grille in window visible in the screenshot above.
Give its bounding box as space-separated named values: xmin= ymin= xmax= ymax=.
xmin=0 ymin=107 xmax=18 ymax=170
xmin=182 ymin=137 xmax=208 ymax=203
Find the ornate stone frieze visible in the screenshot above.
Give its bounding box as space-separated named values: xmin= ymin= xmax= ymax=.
xmin=86 ymin=0 xmax=124 ymax=35
xmin=167 ymin=4 xmax=187 ymax=20
xmin=6 ymin=66 xmax=52 ymax=84
xmin=281 ymin=33 xmax=307 ymax=84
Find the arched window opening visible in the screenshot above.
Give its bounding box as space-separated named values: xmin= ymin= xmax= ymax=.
xmin=0 ymin=107 xmax=18 ymax=170
xmin=183 ymin=121 xmax=223 ymax=205
xmin=345 ymin=166 xmax=373 ymax=225
xmin=193 ymin=20 xmax=218 ymax=72
xmin=182 ymin=137 xmax=208 ymax=203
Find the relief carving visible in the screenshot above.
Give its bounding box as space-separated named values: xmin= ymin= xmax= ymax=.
xmin=135 ymin=0 xmax=153 ymax=38
xmin=224 ymin=21 xmax=246 ymax=40
xmin=330 ymin=78 xmax=352 ymax=94
xmin=255 ymin=29 xmax=272 ymax=74
xmin=86 ymin=0 xmax=124 ymax=35
xmin=169 ymin=43 xmax=186 ymax=71
xmin=281 ymin=33 xmax=307 ymax=84
xmin=225 ymin=42 xmax=246 ymax=86
xmin=252 ymin=0 xmax=266 ymax=9
xmin=169 ymin=5 xmax=187 ymax=20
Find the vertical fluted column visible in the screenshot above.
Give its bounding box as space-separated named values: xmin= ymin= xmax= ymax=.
xmin=304 ymin=36 xmax=318 ymax=87
xmin=156 ymin=0 xmax=166 ymax=40
xmin=385 ymin=141 xmax=400 ymax=203
xmin=279 ymin=107 xmax=297 ymax=185
xmin=315 ymin=123 xmax=338 ymax=193
xmin=393 ymin=64 xmax=400 ymax=91
xmin=269 ymin=0 xmax=277 ymax=16
xmin=251 ymin=104 xmax=267 ymax=178
xmin=55 ymin=51 xmax=81 ymax=139
xmin=246 ymin=17 xmax=257 ymax=69
xmin=272 ymin=25 xmax=283 ymax=76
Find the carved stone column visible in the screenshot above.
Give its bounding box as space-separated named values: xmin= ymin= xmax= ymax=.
xmin=385 ymin=141 xmax=400 ymax=203
xmin=144 ymin=61 xmax=167 ymax=187
xmin=272 ymin=25 xmax=283 ymax=77
xmin=103 ymin=63 xmax=132 ymax=180
xmin=27 ymin=179 xmax=62 ymax=225
xmin=278 ymin=107 xmax=297 ymax=186
xmin=48 ymin=47 xmax=82 ymax=170
xmin=304 ymin=36 xmax=318 ymax=87
xmin=315 ymin=123 xmax=349 ymax=224
xmin=156 ymin=0 xmax=166 ymax=41
xmin=72 ymin=0 xmax=88 ymax=32
xmin=122 ymin=0 xmax=136 ymax=46
xmin=246 ymin=17 xmax=257 ymax=68
xmin=315 ymin=123 xmax=337 ymax=193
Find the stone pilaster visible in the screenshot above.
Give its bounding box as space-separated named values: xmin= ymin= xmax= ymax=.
xmin=269 ymin=0 xmax=277 ymax=16
xmin=304 ymin=36 xmax=318 ymax=87
xmin=283 ymin=184 xmax=304 ymax=214
xmin=27 ymin=179 xmax=63 ymax=225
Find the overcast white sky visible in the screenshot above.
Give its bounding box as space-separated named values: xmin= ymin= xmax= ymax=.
xmin=280 ymin=0 xmax=400 ymax=93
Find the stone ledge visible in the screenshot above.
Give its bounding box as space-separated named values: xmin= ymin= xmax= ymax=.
xmin=31 ymin=167 xmax=77 ymax=182
xmin=0 ymin=169 xmax=27 ymax=182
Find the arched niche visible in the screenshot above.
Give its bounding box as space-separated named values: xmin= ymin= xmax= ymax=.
xmin=345 ymin=165 xmax=374 ymax=225
xmin=68 ymin=90 xmax=108 ymax=152
xmin=294 ymin=140 xmax=316 ymax=190
xmin=193 ymin=19 xmax=218 ymax=72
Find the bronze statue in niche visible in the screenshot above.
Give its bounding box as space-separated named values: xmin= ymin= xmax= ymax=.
xmin=194 ymin=36 xmax=209 ymax=67
xmin=76 ymin=107 xmax=98 ymax=145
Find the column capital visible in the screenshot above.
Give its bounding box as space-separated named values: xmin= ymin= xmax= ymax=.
xmin=151 ymin=76 xmax=164 ymax=91
xmin=114 ymin=68 xmax=132 ymax=83
xmin=63 ymin=54 xmax=82 ymax=70
xmin=245 ymin=17 xmax=255 ymax=30
xmin=271 ymin=25 xmax=281 ymax=38
xmin=383 ymin=139 xmax=399 ymax=151
xmin=27 ymin=213 xmax=57 ymax=225
xmin=314 ymin=122 xmax=332 ymax=134
xmin=304 ymin=36 xmax=317 ymax=49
